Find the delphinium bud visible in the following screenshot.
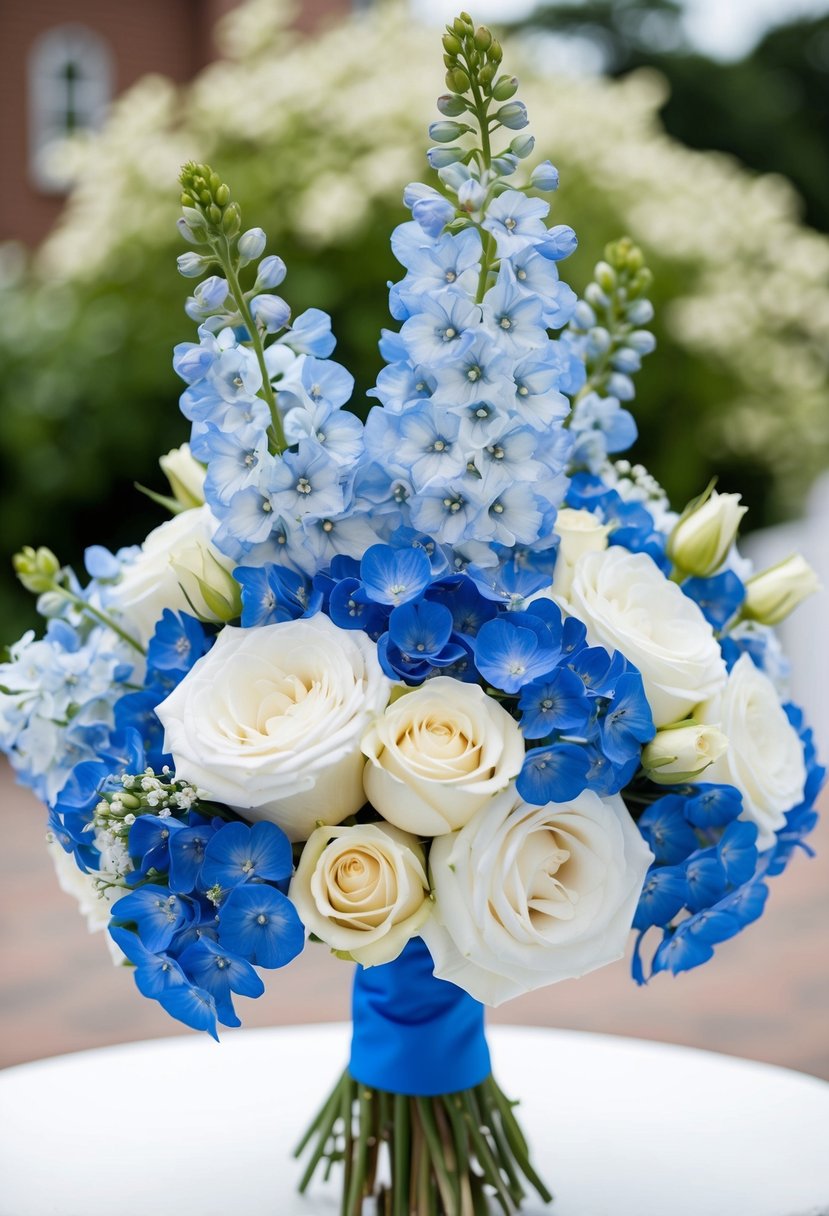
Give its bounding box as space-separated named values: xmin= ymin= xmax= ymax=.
xmin=13 ymin=546 xmax=61 ymax=594
xmin=567 ymin=237 xmax=657 ymax=405
xmin=179 ymin=162 xmax=238 ymax=245
xmin=237 ymin=227 xmax=266 ymax=264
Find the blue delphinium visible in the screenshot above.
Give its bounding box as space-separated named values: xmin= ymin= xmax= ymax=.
xmin=173 ymin=164 xmax=382 ymax=574
xmin=358 ymin=94 xmax=587 ymax=576
xmin=0 ymin=613 xmax=137 ymax=805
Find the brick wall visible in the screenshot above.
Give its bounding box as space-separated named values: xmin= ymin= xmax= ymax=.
xmin=0 ymin=0 xmax=354 ymax=247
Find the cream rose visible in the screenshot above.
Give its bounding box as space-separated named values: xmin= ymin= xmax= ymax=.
xmin=361 ymin=677 xmax=524 ymax=836
xmin=109 ymin=505 xmax=235 ymax=645
xmin=566 ymin=547 xmax=727 ymax=726
xmin=290 ymin=822 xmax=431 ymax=966
xmin=698 ymin=653 xmax=806 ymax=850
xmin=156 ymin=615 xmax=391 ymax=841
xmin=421 ymin=784 xmax=653 ymax=1005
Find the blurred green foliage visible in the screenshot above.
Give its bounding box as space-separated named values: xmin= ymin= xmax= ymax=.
xmin=0 ymin=0 xmax=827 ymax=644
xmin=510 ymin=3 xmax=829 ymax=233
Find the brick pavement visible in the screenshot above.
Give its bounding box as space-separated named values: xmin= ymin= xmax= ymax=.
xmin=1 ymin=761 xmax=827 ymax=1078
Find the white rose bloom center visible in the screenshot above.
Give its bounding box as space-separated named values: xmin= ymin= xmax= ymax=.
xmin=422 ymin=784 xmax=653 ymax=1006
xmin=566 ymin=547 xmax=727 ymax=726
xmin=699 ymin=653 xmax=806 ymax=850
xmin=156 ymin=615 xmax=391 ymax=841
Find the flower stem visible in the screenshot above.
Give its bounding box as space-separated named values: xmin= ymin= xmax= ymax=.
xmin=211 ymin=235 xmax=288 ymax=455
xmin=295 ymin=1069 xmax=552 ymax=1214
xmin=56 ymin=586 xmax=145 ymax=656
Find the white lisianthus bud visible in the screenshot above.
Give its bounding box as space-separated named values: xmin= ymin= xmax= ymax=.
xmin=289 ymin=823 xmax=431 ymax=966
xmin=108 ymin=506 xmax=232 ymax=645
xmin=641 ymin=721 xmax=729 ymax=784
xmin=159 ymin=444 xmax=206 ymax=509
xmin=550 ymin=508 xmax=611 ymax=600
xmin=170 ymin=543 xmax=242 ymax=623
xmin=742 ymin=554 xmax=821 ymax=625
xmin=667 ymin=489 xmax=747 ymax=577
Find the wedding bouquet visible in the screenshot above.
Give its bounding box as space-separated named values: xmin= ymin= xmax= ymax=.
xmin=1 ymin=12 xmax=823 ymax=1214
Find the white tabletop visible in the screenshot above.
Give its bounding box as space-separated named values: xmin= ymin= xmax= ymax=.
xmin=1 ymin=1024 xmax=827 ymax=1216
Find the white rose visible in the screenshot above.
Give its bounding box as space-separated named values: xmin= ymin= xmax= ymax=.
xmin=361 ymin=677 xmax=525 ymax=836
xmin=566 ymin=547 xmax=727 ymax=727
xmin=550 ymin=507 xmax=610 ymax=599
xmin=156 ymin=615 xmax=391 ymax=841
xmin=110 ymin=505 xmax=235 ymax=645
xmin=698 ymin=653 xmax=806 ymax=850
xmin=289 ymin=822 xmax=431 ymax=966
xmin=421 ymin=784 xmax=653 ymax=1006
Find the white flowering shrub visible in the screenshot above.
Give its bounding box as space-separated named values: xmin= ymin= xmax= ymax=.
xmin=0 ymin=0 xmax=827 ymax=638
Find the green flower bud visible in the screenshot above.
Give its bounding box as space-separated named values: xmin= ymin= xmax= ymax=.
xmin=474 ymin=26 xmax=492 ymax=51
xmin=594 ymin=261 xmax=617 ymax=293
xmin=452 ymin=16 xmax=467 ymax=36
xmin=442 ymin=32 xmax=461 ymax=55
xmin=446 ymin=67 xmax=470 ymax=93
xmin=631 ymin=268 xmax=653 ymax=295
xmin=437 ymin=93 xmax=467 ymax=117
xmin=459 ymin=11 xmax=474 ymax=28
xmin=13 ymin=546 xmax=61 ymax=594
xmin=222 ymin=201 xmax=241 ymax=236
xmin=489 ymin=39 xmax=503 ymax=62
xmin=492 ymin=74 xmax=518 ymax=101
xmin=478 ymin=62 xmax=495 ymax=87
xmin=208 ymin=203 xmax=222 ymax=224
xmin=214 ymin=183 xmax=230 ymax=207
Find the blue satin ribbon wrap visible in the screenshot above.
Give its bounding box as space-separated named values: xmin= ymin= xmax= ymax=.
xmin=349 ymin=937 xmax=491 ymax=1096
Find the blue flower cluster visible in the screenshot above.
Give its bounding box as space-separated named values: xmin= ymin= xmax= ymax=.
xmin=111 ymin=811 xmax=303 ymax=1039
xmin=174 ymin=260 xmax=381 ymax=573
xmin=632 ymin=702 xmax=825 ymax=981
xmin=114 ymin=610 xmax=215 ymax=771
xmin=239 ymin=540 xmax=656 ymax=806
xmin=48 ymin=726 xmax=304 ymax=1039
xmin=0 ymin=612 xmax=135 ymax=805
xmin=360 ymin=163 xmax=583 ymax=573
xmin=565 ymin=472 xmax=669 ymax=570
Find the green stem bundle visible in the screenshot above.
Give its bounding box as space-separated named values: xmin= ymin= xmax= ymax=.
xmin=295 ymin=1070 xmax=553 ymax=1216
